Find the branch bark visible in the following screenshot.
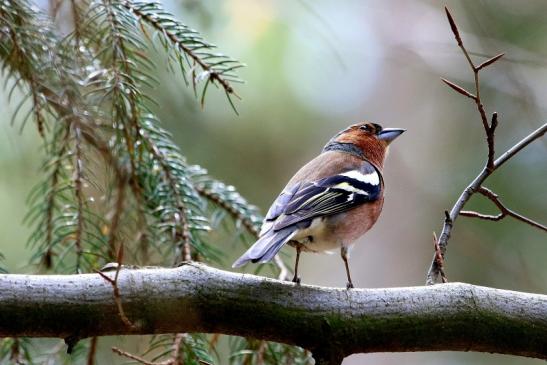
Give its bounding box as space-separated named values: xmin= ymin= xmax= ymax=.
xmin=1 ymin=263 xmax=546 ymax=361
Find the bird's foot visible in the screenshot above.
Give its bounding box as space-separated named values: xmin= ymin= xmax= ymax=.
xmin=292 ymin=275 xmax=301 ymax=285
xmin=346 ymin=282 xmax=354 ymax=290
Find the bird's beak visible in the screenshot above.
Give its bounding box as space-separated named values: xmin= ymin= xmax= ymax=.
xmin=377 ymin=128 xmax=406 ymax=144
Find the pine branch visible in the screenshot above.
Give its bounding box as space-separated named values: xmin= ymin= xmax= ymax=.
xmin=1 ymin=0 xmax=301 ymax=362
xmin=194 ymin=177 xmax=263 ymax=237
xmin=137 ymin=119 xmax=213 ymax=263
xmin=0 ymin=337 xmax=32 ymax=364
xmin=0 ymin=0 xmax=52 ymax=137
xmin=120 ymin=0 xmax=244 ymax=107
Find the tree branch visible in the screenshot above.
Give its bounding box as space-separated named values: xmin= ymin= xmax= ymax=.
xmin=461 ymin=186 xmax=547 ymax=231
xmin=426 ymin=7 xmax=547 ymax=285
xmin=426 ymin=122 xmax=547 ymax=284
xmin=1 ymin=263 xmax=546 ymax=362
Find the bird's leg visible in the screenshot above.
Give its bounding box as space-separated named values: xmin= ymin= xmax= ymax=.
xmin=292 ymin=244 xmax=302 ymax=284
xmin=341 ymin=246 xmax=354 ymax=289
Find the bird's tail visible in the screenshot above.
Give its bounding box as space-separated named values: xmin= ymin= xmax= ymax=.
xmin=232 ymin=228 xmax=295 ymax=268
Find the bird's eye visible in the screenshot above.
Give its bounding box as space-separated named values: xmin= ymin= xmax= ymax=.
xmin=359 ymin=125 xmax=370 ymax=132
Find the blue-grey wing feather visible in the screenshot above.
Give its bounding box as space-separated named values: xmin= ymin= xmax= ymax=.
xmin=259 ymin=182 xmax=301 ymax=235
xmin=273 ymin=162 xmax=382 ymax=230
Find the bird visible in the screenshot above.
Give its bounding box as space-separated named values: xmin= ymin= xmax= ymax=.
xmin=232 ymin=122 xmax=405 ymax=288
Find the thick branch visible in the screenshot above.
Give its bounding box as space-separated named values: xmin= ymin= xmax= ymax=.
xmin=1 ymin=263 xmax=546 ymax=361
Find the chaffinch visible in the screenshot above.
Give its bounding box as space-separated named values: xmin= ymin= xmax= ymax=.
xmin=233 ymin=122 xmax=405 ymax=288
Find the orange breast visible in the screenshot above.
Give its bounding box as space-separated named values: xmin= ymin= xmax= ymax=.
xmin=325 ymin=197 xmax=384 ymax=244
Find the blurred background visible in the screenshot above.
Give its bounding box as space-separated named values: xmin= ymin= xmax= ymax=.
xmin=1 ymin=0 xmax=546 ymax=364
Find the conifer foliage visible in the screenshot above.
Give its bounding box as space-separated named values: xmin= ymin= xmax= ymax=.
xmin=0 ymin=0 xmax=310 ymax=362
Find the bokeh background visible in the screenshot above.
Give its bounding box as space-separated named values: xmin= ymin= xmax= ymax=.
xmin=1 ymin=0 xmax=546 ymax=364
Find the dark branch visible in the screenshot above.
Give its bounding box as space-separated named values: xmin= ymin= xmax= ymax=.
xmin=1 ymin=263 xmax=546 ymax=362
xmin=428 ymin=6 xmax=546 ymax=284
xmin=461 ymin=186 xmax=547 ymax=232
xmin=427 ymin=123 xmax=547 ymax=284
xmin=432 ymin=232 xmax=447 ymax=283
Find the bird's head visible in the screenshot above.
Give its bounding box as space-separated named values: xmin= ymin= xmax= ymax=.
xmin=324 ymin=122 xmax=405 ymax=168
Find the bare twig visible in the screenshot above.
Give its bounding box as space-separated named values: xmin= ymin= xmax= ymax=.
xmin=427 ymin=123 xmax=547 ymax=284
xmin=461 ymin=187 xmax=547 ymax=232
xmin=112 ymin=346 xmax=160 ymax=365
xmin=107 ymin=180 xmax=126 ymax=261
xmin=426 ymin=7 xmax=547 ymax=284
xmin=73 ymin=126 xmax=84 ymax=273
xmin=433 ymin=232 xmax=447 ymax=283
xmin=96 ymin=256 xmax=136 ymax=331
xmin=257 ymin=340 xmax=267 ymax=365
xmin=492 ymin=123 xmax=547 ymax=168
xmin=112 ymin=333 xmax=184 ymax=365
xmin=273 ymin=254 xmax=290 ymax=281
xmin=487 ymin=112 xmax=498 ymax=171
xmin=9 ymin=338 xmax=21 ymax=364
xmin=443 ymin=7 xmax=503 ymax=169
xmin=87 ymin=337 xmax=97 ymax=365
xmin=43 ymin=126 xmax=71 ymax=269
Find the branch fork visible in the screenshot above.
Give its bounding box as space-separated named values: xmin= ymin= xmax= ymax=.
xmin=426 ymin=7 xmax=546 ymax=284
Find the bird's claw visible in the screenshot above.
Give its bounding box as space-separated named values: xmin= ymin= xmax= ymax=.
xmin=292 ymin=276 xmax=301 ymax=285
xmin=346 ymin=282 xmax=354 ymax=290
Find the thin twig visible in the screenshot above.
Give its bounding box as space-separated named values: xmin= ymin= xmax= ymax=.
xmin=443 ymin=7 xmax=501 ymax=153
xmin=112 ymin=333 xmax=185 ymax=365
xmin=10 ymin=338 xmax=21 ymax=364
xmin=487 ymin=112 xmax=498 ymax=171
xmin=273 ymin=254 xmax=290 ymax=281
xmin=426 ymin=7 xmax=547 ymax=285
xmin=107 ymin=179 xmax=126 ymax=261
xmin=492 ymin=123 xmax=547 ymax=168
xmin=43 ymin=126 xmax=71 ymax=269
xmin=257 ymin=340 xmax=267 ymax=365
xmin=112 ymin=346 xmax=160 ymax=365
xmin=427 ymin=123 xmax=547 ymax=284
xmin=73 ymin=126 xmax=84 ymax=273
xmin=433 ymin=232 xmax=447 ymax=283
xmin=96 ymin=262 xmax=136 ymax=330
xmin=461 ymin=187 xmax=547 ymax=232
xmin=87 ymin=337 xmax=98 ymax=365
